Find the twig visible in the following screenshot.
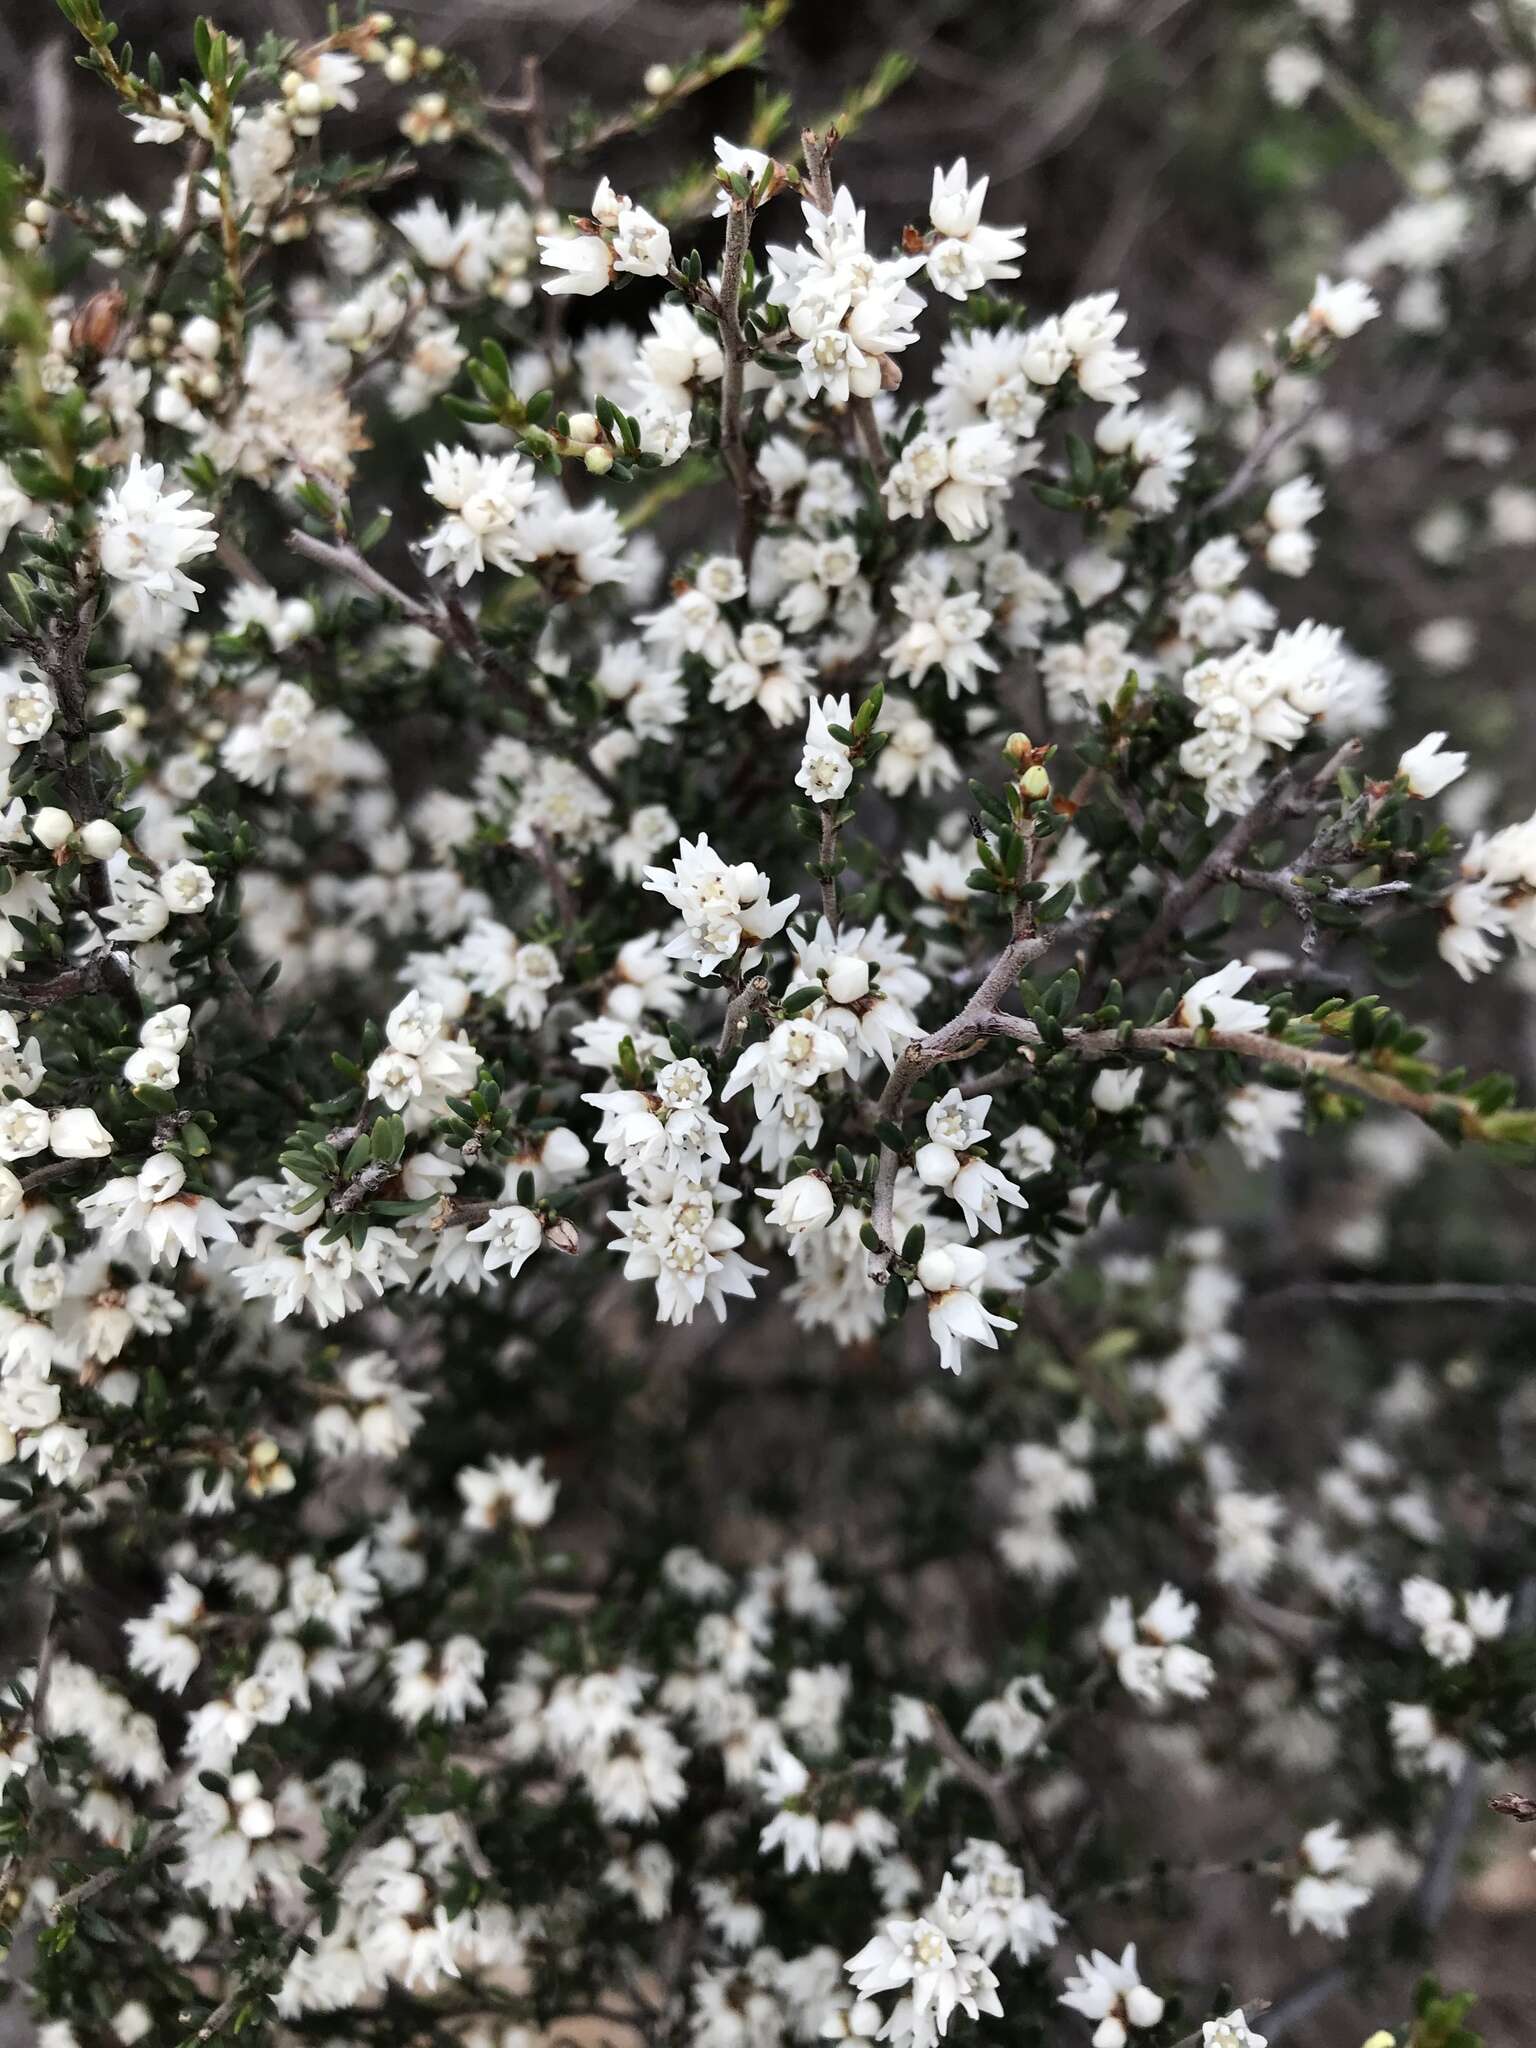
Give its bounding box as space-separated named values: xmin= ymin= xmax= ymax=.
xmin=36 ymin=40 xmax=73 ymax=196
xmin=925 ymin=1705 xmax=1019 ymax=1835
xmin=1118 ymin=739 xmax=1361 ymax=985
xmin=715 ymin=191 xmax=767 ymax=568
xmin=987 ymin=1014 xmax=1497 ymax=1131
xmin=1206 ymin=393 xmax=1326 ymax=517
xmin=1254 ymin=1280 xmax=1536 ymax=1309
xmin=49 ymin=1823 xmax=175 ymax=1922
xmin=285 ymin=531 xmax=620 ymax=803
xmin=717 ymin=975 xmax=771 ymax=1059
xmin=866 ymin=913 xmax=1059 ymax=1273
xmin=817 ymin=805 xmax=841 ymax=934
xmin=191 ymin=1786 xmax=410 ymax=2042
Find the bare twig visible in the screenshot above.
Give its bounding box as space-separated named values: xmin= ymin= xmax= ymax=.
xmin=715 ymin=192 xmax=767 ymax=567
xmin=817 ymin=806 xmax=842 ymax=934
xmin=1255 ymin=1280 xmax=1536 ymax=1309
xmin=285 ymin=531 xmax=620 ymax=803
xmin=1118 ymin=739 xmax=1361 ymax=985
xmin=49 ymin=1823 xmax=175 ymax=1923
xmin=1206 ymin=393 xmax=1326 ymax=517
xmin=717 ymin=975 xmax=771 ymax=1059
xmin=866 ymin=912 xmax=1060 ymax=1272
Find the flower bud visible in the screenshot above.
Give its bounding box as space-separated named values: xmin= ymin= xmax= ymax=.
xmin=584 ymin=445 xmax=615 ymax=476
xmin=238 ymin=1796 xmax=277 ymax=1839
xmin=31 ymin=806 xmax=74 ymax=851
xmin=914 ymin=1142 xmax=961 ymax=1189
xmin=50 ymin=1107 xmax=113 ymax=1159
xmin=644 ymin=63 xmax=676 ymax=96
xmin=566 ymin=411 xmax=601 ymax=445
xmin=181 ymin=313 xmax=222 ymax=360
xmin=78 ymin=818 xmax=123 ymax=861
xmin=544 ymin=1215 xmax=581 ymax=1255
xmin=70 ymin=285 xmax=126 ymax=356
xmin=915 ymin=1247 xmax=957 ymax=1294
xmin=1020 ymin=764 xmax=1051 ymax=800
xmin=1124 ymin=1987 xmax=1165 ymax=2030
xmin=765 ymin=1174 xmax=836 ymax=1235
xmin=823 ymin=955 xmax=871 ymax=1005
xmin=1003 ymin=732 xmax=1033 ymax=765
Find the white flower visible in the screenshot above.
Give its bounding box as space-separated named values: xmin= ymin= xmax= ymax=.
xmin=79 ymin=1153 xmax=238 ymax=1267
xmin=1176 ymin=962 xmax=1270 ymax=1034
xmin=539 ymin=229 xmax=614 ymax=297
xmin=845 ymin=1874 xmax=1004 ymax=2038
xmin=98 ymin=456 xmax=217 ymax=620
xmin=457 ymin=1453 xmax=558 ymax=1529
xmin=421 ymin=445 xmax=537 ymax=585
xmin=1092 ymin=1068 xmax=1143 ymax=1113
xmin=1278 ymin=1819 xmax=1372 ymax=1940
xmin=764 ymin=1175 xmax=837 ymax=1235
xmin=1288 ymin=275 xmax=1380 ymax=345
xmin=1059 ymin=1942 xmax=1164 ymax=2048
xmin=1203 ymin=2014 xmax=1267 ymax=2048
xmin=1399 ymin=732 xmax=1467 ymax=799
xmin=796 ymin=693 xmax=856 ymax=804
xmin=160 ymin=860 xmax=216 ymax=914
xmin=916 ymin=1244 xmax=1017 ymax=1373
xmin=466 ymin=1203 xmax=544 ymax=1278
xmin=643 ymin=834 xmax=796 ymax=977
xmin=50 ymin=1107 xmax=113 ymax=1159
xmin=1099 ymin=1585 xmax=1214 ymax=1707
xmin=612 ymin=203 xmax=672 ymax=279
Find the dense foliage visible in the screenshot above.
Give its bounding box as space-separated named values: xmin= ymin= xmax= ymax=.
xmin=0 ymin=4 xmax=1532 ymax=2046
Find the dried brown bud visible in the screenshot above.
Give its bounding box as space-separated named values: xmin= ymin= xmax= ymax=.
xmin=1489 ymin=1792 xmax=1536 ymax=1822
xmin=70 ymin=285 xmax=126 ymax=359
xmin=543 ymin=1215 xmax=581 ymax=1256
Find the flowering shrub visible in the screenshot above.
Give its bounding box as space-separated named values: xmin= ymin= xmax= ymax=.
xmin=0 ymin=6 xmax=1532 ymax=2047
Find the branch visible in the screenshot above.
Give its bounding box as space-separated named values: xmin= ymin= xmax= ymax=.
xmin=191 ymin=1786 xmax=410 ymax=2042
xmin=1119 ymin=740 xmax=1361 ymax=986
xmin=1255 ymin=1280 xmax=1536 ymax=1309
xmin=866 ymin=914 xmax=1060 ymax=1273
xmin=287 ymin=529 xmax=431 ymax=621
xmin=717 ymin=975 xmax=771 ymax=1059
xmin=989 ymin=1015 xmax=1502 ymax=1132
xmin=715 ymin=192 xmax=767 ymax=568
xmin=923 ymin=1705 xmax=1044 ymax=1887
xmin=817 ymin=805 xmax=841 ymax=934
xmin=1206 ymin=392 xmax=1326 ymax=516
xmin=49 ymin=1823 xmax=174 ymax=1923
xmin=285 ymin=531 xmax=620 ymax=804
